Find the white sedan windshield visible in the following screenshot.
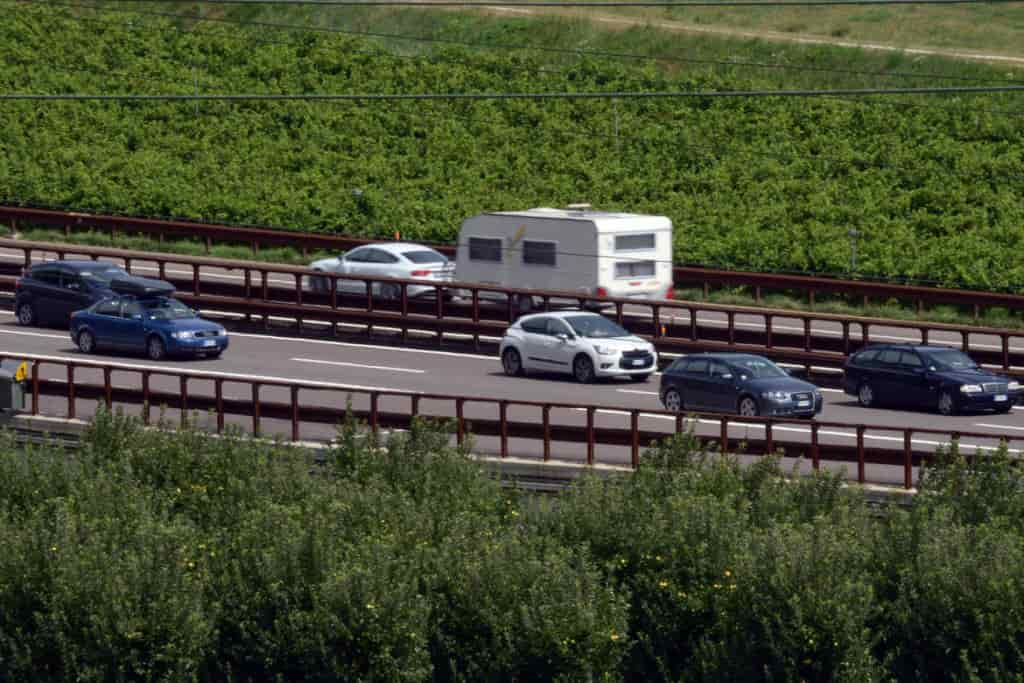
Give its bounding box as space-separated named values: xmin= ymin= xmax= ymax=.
xmin=564 ymin=315 xmax=630 ymax=339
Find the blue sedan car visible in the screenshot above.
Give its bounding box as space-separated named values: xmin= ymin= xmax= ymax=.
xmin=659 ymin=353 xmax=824 ymax=418
xmin=70 ymin=295 xmax=228 ymax=361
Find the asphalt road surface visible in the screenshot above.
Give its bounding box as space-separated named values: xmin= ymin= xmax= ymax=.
xmin=1 ymin=309 xmax=1022 ymax=489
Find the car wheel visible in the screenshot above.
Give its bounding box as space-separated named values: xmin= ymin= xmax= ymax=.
xmin=738 ymin=396 xmax=760 ymax=417
xmin=16 ymin=302 xmax=35 ymax=326
xmin=938 ymin=390 xmax=957 ymax=416
xmin=77 ymin=329 xmax=95 ymax=354
xmin=147 ymin=336 xmax=166 ymax=361
xmin=501 ymin=347 xmax=524 ymax=377
xmin=573 ymin=355 xmax=595 ymax=384
xmin=857 ymin=383 xmax=875 ymax=408
xmin=662 ymin=388 xmax=683 ymax=412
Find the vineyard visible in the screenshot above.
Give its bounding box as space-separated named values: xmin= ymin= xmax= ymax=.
xmin=2 ymin=5 xmax=1024 ymax=288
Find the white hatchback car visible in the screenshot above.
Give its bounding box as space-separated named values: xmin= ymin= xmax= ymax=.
xmin=308 ymin=242 xmax=454 ymax=299
xmin=499 ymin=311 xmax=658 ymax=383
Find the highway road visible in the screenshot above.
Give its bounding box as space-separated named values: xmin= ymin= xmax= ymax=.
xmin=4 ymin=246 xmax=1024 ymax=369
xmin=1 ymin=308 xmax=1022 ymax=489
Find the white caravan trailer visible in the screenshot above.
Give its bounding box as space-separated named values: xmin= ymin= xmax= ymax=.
xmin=455 ymin=206 xmax=674 ymax=309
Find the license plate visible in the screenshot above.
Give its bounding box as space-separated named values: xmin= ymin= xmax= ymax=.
xmin=631 ymin=359 xmax=645 ymax=366
xmin=797 ymin=400 xmax=810 ymax=407
xmin=202 ymin=339 xmax=217 ymax=347
xmin=996 ymin=394 xmax=1008 ymax=402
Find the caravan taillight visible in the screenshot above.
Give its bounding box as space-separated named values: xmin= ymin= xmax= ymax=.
xmin=14 ymin=277 xmax=21 ymax=292
xmin=596 ymin=287 xmax=608 ymax=298
xmin=664 ymin=284 xmax=675 ymax=299
xmin=410 ymin=270 xmax=432 ymax=277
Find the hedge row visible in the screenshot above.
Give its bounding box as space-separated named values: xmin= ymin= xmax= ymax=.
xmin=1 ymin=409 xmax=1023 ymax=680
xmin=2 ymin=6 xmax=1024 ymax=289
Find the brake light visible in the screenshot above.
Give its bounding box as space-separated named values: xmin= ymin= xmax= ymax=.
xmin=410 ymin=270 xmax=432 ymax=277
xmin=596 ymin=287 xmax=608 ymax=297
xmin=665 ymin=284 xmax=674 ymax=299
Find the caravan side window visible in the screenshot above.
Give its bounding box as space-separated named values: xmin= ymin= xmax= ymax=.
xmin=522 ymin=240 xmax=556 ymax=267
xmin=468 ymin=237 xmax=502 ymax=262
xmin=614 ymin=234 xmax=656 ymax=251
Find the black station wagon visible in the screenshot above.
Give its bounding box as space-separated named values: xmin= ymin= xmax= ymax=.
xmin=842 ymin=344 xmax=1021 ymax=416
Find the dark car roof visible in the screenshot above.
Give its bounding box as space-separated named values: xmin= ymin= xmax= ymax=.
xmin=857 ymin=344 xmax=961 ymax=353
xmin=683 ymin=353 xmax=769 ymax=362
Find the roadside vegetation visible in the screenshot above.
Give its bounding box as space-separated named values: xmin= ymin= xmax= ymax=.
xmin=1 ymin=408 xmax=1024 ymax=679
xmin=3 ymin=5 xmax=1024 ymax=293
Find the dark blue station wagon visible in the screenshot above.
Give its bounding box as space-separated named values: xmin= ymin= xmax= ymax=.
xmin=659 ymin=353 xmax=824 ymax=418
xmin=842 ymin=344 xmax=1021 ymax=415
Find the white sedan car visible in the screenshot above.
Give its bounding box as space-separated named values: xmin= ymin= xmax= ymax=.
xmin=499 ymin=311 xmax=658 ymax=383
xmin=308 ymin=242 xmax=454 ymax=299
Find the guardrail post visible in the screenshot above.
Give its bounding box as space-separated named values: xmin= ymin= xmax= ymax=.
xmin=370 ymin=392 xmax=379 ymax=434
xmin=727 ymin=311 xmax=735 ymax=345
xmin=472 ymin=289 xmax=481 ymax=351
xmin=653 ymin=306 xmax=662 ymax=339
xmin=809 ymin=289 xmax=816 ymax=309
xmin=675 ymin=413 xmax=684 ymax=435
xmin=30 ymin=361 xmax=39 ymax=415
xmin=291 ymin=386 xmax=300 ymax=442
xmin=841 ymin=321 xmax=849 ymax=354
xmin=904 ymin=430 xmax=913 ymax=490
xmin=192 ymin=265 xmax=200 ymax=296
xmin=920 ymin=327 xmax=928 ymax=345
xmin=765 ymin=315 xmax=773 ymax=349
xmin=586 ymin=407 xmax=595 ymax=465
xmin=499 ymin=401 xmax=508 ymax=459
xmin=252 ymin=383 xmax=260 ymax=436
xmin=243 ymin=270 xmax=252 ymax=322
xmin=506 ymin=294 xmax=515 ymax=324
xmin=215 ymin=378 xmax=224 ymax=433
xmin=180 ymin=376 xmax=189 ymax=427
xmin=630 ymin=409 xmax=640 ymax=468
xmin=615 ymin=302 xmax=624 ymax=326
xmin=456 ymin=398 xmax=464 ymax=445
xmin=142 ymin=371 xmax=150 ymax=424
xmin=103 ymin=367 xmax=112 ymax=411
xmin=124 ymin=257 xmax=132 ymax=274
xmin=22 ymin=249 xmax=30 ymax=271
xmin=158 ymin=261 xmax=166 ymax=281
xmin=365 ymin=281 xmax=374 ymax=338
xmin=765 ymin=419 xmax=773 ymax=456
xmin=810 ymin=422 xmax=819 ymax=470
xmin=542 ymin=406 xmax=551 ymax=461
xmin=260 ymin=272 xmax=269 ymax=329
xmin=294 ymin=274 xmax=303 ymax=306
xmin=689 ymin=307 xmax=698 ymax=342
xmin=960 ymin=331 xmax=969 ymax=353
xmin=66 ymin=364 xmax=75 ymax=419
xmin=863 ymin=322 xmax=870 ymax=346
xmin=755 ymin=285 xmax=762 ymax=303
xmin=803 ymin=318 xmax=812 ymax=352
xmin=411 ymin=395 xmax=420 ymax=418
xmin=1003 ymin=336 xmax=1010 ymax=371
xmin=856 ymin=425 xmax=866 ymax=484
xmin=720 ymin=416 xmax=728 ymax=454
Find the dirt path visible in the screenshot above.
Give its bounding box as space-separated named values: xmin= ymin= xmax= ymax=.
xmin=477 ymin=6 xmax=1024 ymax=67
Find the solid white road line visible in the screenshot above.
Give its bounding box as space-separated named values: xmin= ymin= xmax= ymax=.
xmin=974 ymin=423 xmax=1024 ymax=432
xmin=0 ymin=328 xmax=69 ymax=341
xmin=617 ymin=389 xmax=659 ymax=396
xmin=290 ymin=357 xmax=426 ymax=374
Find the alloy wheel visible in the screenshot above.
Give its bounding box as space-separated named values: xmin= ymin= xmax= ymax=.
xmin=77 ymin=330 xmax=94 ymax=354
xmin=738 ymin=397 xmax=759 ymax=417
xmin=148 ymin=337 xmax=166 ymax=361
xmin=502 ymin=348 xmax=523 ymax=376
xmin=16 ymin=303 xmax=34 ymax=326
xmin=938 ymin=391 xmax=956 ymax=416
xmin=858 ymin=383 xmax=874 ymax=408
xmin=573 ymin=355 xmax=595 ymax=384
xmin=663 ymin=388 xmax=682 ymax=412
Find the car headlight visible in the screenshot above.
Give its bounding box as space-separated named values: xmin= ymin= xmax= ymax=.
xmin=593 ymin=345 xmax=615 ymax=356
xmin=216 ymin=327 xmax=227 ymax=336
xmin=960 ymin=384 xmax=983 ymax=394
xmin=172 ymin=330 xmax=195 ymax=339
xmin=1009 ymin=381 xmax=1021 ymax=391
xmin=761 ymin=391 xmax=789 ymax=402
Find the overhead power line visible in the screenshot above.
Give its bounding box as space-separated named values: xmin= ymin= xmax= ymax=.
xmin=3 ymin=85 xmax=1024 ymax=101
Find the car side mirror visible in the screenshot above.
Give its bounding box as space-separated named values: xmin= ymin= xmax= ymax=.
xmin=556 ymin=333 xmax=569 ymax=342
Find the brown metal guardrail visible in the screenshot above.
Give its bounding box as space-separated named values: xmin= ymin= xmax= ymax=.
xmin=3 ymin=239 xmax=1024 ymax=381
xmin=2 ymin=204 xmax=1021 ymax=317
xmin=7 ymin=351 xmax=1018 ymax=489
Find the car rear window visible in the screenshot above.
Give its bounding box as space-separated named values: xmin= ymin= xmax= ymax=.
xmin=402 ymin=250 xmax=446 ymax=264
xmin=80 ymin=266 xmax=129 ymax=284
